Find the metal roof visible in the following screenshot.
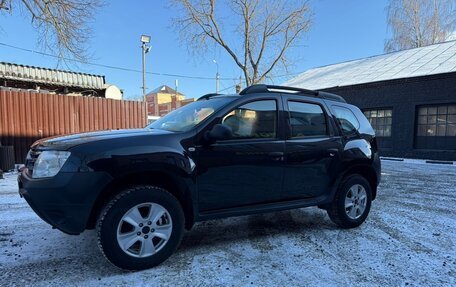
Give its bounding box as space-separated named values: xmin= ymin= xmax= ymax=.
xmin=284 ymin=41 xmax=456 ymax=90
xmin=148 ymin=85 xmax=184 ymax=95
xmin=0 ymin=62 xmax=105 ymax=90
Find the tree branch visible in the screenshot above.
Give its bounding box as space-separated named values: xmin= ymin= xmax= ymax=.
xmin=172 ymin=0 xmax=312 ymax=86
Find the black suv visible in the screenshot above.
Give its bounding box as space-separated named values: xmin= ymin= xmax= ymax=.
xmin=18 ymin=85 xmax=381 ymax=270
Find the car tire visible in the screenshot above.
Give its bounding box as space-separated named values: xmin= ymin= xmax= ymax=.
xmin=97 ymin=185 xmax=185 ymax=270
xmin=327 ymin=174 xmax=372 ymax=229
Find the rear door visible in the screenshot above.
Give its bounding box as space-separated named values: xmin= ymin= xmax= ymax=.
xmin=282 ymin=96 xmax=341 ymax=200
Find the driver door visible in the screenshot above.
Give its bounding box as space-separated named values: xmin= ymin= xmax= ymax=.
xmin=195 ymin=99 xmax=285 ymax=212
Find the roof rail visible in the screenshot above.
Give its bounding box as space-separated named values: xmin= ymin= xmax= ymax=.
xmin=239 ymin=84 xmax=318 ymax=96
xmin=318 ymin=91 xmax=346 ymax=103
xmin=197 ymin=93 xmax=222 ymax=101
xmin=239 ymin=84 xmax=346 ymax=103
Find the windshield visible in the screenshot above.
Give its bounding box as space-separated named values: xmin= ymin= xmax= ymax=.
xmin=147 ymin=97 xmax=235 ymax=132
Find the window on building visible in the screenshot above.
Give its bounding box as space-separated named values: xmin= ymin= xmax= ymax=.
xmin=363 ymin=108 xmax=392 ymax=137
xmin=222 ymin=100 xmax=277 ymax=139
xmin=288 ymin=101 xmax=327 ymax=138
xmin=417 ymin=105 xmax=456 ymax=137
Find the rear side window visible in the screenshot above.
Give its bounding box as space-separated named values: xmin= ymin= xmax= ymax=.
xmin=332 ymin=106 xmax=360 ymax=134
xmin=288 ymin=101 xmax=327 ymax=137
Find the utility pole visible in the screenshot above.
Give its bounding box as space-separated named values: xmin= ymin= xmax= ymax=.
xmin=236 ymin=75 xmax=242 ymax=93
xmin=140 ymin=35 xmax=151 ymax=103
xmin=216 ymin=71 xmax=220 ymax=94
xmin=175 ymin=79 xmax=179 ymax=109
xmin=213 ymin=60 xmax=220 ymax=93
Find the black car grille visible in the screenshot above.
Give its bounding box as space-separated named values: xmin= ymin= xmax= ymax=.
xmin=25 ymin=149 xmax=42 ymax=174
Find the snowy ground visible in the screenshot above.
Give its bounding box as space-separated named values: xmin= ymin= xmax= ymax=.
xmin=0 ymin=160 xmax=455 ymax=287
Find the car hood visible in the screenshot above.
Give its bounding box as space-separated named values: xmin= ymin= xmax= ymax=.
xmin=31 ymin=128 xmax=174 ymax=150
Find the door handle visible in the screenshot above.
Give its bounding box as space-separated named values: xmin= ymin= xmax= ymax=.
xmin=327 ymin=148 xmax=338 ymax=157
xmin=268 ymin=152 xmax=284 ymax=161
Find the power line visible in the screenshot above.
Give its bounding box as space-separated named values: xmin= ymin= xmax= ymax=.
xmin=0 ymin=42 xmax=239 ymax=81
xmin=219 ymin=84 xmax=237 ymax=93
xmin=0 ymin=42 xmax=307 ymax=83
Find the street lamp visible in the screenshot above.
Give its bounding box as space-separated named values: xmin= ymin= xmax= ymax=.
xmin=213 ymin=59 xmax=220 ymax=94
xmin=141 ymin=35 xmax=151 ymax=103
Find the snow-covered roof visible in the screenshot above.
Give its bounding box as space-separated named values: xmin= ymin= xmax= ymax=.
xmin=284 ymin=41 xmax=456 ymax=90
xmin=148 ymin=85 xmax=183 ymax=95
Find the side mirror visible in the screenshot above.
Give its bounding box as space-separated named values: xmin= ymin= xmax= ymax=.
xmin=205 ymin=124 xmax=233 ymax=142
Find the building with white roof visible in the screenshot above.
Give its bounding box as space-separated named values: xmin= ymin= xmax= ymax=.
xmin=284 ymin=41 xmax=456 ymax=161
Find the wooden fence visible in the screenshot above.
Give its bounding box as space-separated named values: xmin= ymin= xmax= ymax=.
xmin=0 ymin=90 xmax=147 ymax=164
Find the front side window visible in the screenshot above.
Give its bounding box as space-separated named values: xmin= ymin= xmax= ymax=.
xmin=363 ymin=108 xmax=392 ymax=137
xmin=222 ymin=100 xmax=277 ymax=139
xmin=288 ymin=101 xmax=327 ymax=138
xmin=332 ymin=106 xmax=360 ymax=134
xmin=417 ymin=104 xmax=456 ymax=137
xmin=148 ymin=97 xmax=234 ymax=132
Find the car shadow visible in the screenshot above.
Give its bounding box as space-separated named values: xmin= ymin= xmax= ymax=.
xmin=178 ymin=207 xmax=337 ymax=252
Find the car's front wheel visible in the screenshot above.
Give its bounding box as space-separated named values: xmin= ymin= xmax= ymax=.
xmin=327 ymin=174 xmax=372 ymax=229
xmin=97 ymin=186 xmax=185 ymax=270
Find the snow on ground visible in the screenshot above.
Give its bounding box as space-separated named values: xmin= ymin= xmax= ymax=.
xmin=0 ymin=160 xmax=455 ymax=287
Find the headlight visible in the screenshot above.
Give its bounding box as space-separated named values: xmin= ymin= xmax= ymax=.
xmin=32 ymin=151 xmax=71 ymax=179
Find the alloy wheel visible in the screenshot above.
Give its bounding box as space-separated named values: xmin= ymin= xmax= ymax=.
xmin=116 ymin=202 xmax=173 ymax=258
xmin=344 ymin=184 xmax=367 ymax=220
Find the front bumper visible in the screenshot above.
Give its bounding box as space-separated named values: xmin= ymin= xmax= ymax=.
xmin=18 ymin=170 xmax=112 ymax=235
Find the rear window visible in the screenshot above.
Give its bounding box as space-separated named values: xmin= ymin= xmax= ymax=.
xmin=332 ymin=106 xmax=360 ymax=134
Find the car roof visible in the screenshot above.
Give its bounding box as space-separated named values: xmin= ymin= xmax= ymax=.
xmin=198 ymin=85 xmax=346 ymax=104
xmin=240 ymin=84 xmax=346 ymax=103
xmin=197 ymin=95 xmax=240 ymax=103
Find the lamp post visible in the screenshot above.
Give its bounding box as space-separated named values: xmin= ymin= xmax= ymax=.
xmin=140 ymin=35 xmax=151 ymax=103
xmin=213 ymin=59 xmax=220 ymax=93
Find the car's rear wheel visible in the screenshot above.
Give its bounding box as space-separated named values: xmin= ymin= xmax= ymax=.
xmin=97 ymin=186 xmax=184 ymax=270
xmin=327 ymin=174 xmax=372 ymax=229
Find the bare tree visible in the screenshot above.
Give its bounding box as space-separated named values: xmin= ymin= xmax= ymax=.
xmin=0 ymin=0 xmax=103 ymax=61
xmin=172 ymin=0 xmax=312 ymax=86
xmin=385 ymin=0 xmax=456 ymax=52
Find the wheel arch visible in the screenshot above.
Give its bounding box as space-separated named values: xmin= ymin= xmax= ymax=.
xmin=339 ymin=164 xmax=378 ymax=200
xmin=86 ymin=170 xmax=195 ymax=231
